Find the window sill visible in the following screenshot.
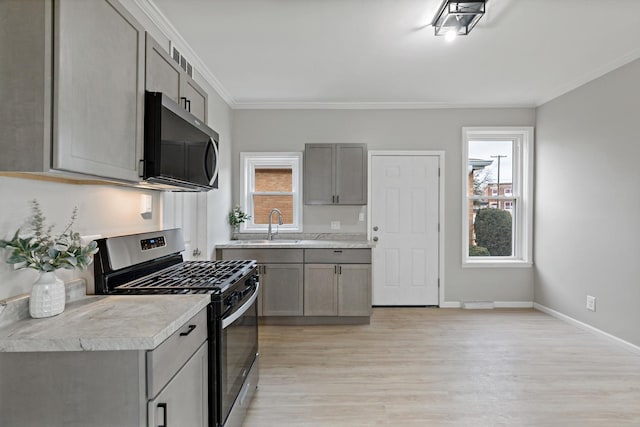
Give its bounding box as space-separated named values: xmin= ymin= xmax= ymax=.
xmin=462 ymin=260 xmax=533 ymax=269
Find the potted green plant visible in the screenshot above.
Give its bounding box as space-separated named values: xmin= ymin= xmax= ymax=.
xmin=0 ymin=200 xmax=99 ymax=318
xmin=228 ymin=205 xmax=251 ymax=238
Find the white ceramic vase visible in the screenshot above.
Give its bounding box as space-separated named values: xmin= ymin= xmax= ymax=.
xmin=29 ymin=271 xmax=66 ymax=318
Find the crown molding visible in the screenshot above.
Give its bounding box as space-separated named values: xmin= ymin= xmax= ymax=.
xmin=132 ymin=0 xmax=235 ymax=106
xmin=231 ymin=101 xmax=536 ymax=110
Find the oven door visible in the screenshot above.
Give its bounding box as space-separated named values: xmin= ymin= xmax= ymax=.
xmin=219 ymin=282 xmax=259 ymax=427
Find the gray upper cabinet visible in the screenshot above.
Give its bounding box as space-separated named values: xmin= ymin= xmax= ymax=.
xmin=53 ymin=0 xmax=145 ymax=181
xmin=0 ymin=0 xmax=144 ymax=182
xmin=304 ymin=143 xmax=367 ymax=205
xmin=145 ymin=34 xmax=208 ymax=123
xmin=145 ymin=34 xmax=182 ymax=103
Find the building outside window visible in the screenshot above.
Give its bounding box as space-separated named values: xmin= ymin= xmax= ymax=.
xmin=240 ymin=153 xmax=303 ymax=232
xmin=462 ymin=127 xmax=533 ymax=266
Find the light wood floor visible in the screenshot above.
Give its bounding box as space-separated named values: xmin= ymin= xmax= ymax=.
xmin=243 ymin=308 xmax=640 ymax=426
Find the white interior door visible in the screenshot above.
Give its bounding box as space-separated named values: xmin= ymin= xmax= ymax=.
xmin=370 ymin=154 xmax=440 ymax=306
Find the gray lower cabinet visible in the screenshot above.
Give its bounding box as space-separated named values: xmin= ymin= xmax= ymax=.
xmin=304 ymin=264 xmax=338 ymax=315
xmin=337 ymin=264 xmax=372 ymax=316
xmin=304 ymin=143 xmax=367 ymax=205
xmin=261 ymin=263 xmax=304 ymax=316
xmin=304 ymin=263 xmax=372 ymax=316
xmin=146 ymin=33 xmax=208 ymax=123
xmin=0 ymin=309 xmax=208 ymax=427
xmin=148 ymin=343 xmax=208 ymax=427
xmin=219 ymin=247 xmax=371 ymax=319
xmin=0 ymin=0 xmax=144 ymax=181
xmin=217 ymin=249 xmax=304 ymax=317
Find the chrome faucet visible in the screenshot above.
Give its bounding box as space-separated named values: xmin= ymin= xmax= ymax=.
xmin=267 ymin=208 xmax=283 ymax=240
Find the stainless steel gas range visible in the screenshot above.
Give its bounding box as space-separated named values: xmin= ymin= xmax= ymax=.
xmin=93 ymin=229 xmax=259 ymax=427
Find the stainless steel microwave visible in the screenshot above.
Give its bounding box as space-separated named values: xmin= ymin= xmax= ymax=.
xmin=143 ymin=91 xmax=219 ymax=191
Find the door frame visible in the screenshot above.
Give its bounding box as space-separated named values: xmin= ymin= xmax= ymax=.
xmin=367 ymin=150 xmax=446 ymax=306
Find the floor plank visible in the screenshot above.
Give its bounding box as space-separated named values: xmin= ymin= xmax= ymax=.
xmin=243 ymin=308 xmax=640 ymax=426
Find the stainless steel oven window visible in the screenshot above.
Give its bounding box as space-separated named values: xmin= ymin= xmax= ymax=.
xmin=220 ymin=294 xmax=258 ymax=425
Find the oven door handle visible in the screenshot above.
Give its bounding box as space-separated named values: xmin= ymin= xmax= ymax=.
xmin=221 ymin=283 xmax=259 ymax=329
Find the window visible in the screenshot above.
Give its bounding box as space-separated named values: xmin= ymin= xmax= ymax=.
xmin=462 ymin=127 xmax=533 ymax=266
xmin=240 ymin=153 xmax=303 ymax=232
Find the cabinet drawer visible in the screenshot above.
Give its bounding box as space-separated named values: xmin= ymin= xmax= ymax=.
xmin=304 ymin=249 xmax=371 ymax=264
xmin=146 ymin=308 xmax=208 ymax=399
xmin=221 ymin=248 xmax=303 ymax=263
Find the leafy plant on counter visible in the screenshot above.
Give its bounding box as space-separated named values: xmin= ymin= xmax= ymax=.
xmin=228 ymin=205 xmax=251 ymax=227
xmin=0 ymin=200 xmax=99 ymax=272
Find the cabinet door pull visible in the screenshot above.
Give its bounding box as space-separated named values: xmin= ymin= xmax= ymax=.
xmin=334 ymin=265 xmax=337 ymax=274
xmin=179 ymin=324 xmax=197 ymax=336
xmin=185 ymin=99 xmax=191 ymax=112
xmin=336 ymin=195 xmax=339 ymax=203
xmin=157 ymin=402 xmax=168 ymax=427
xmin=333 ymin=250 xmax=343 ymax=253
xmin=339 ymin=265 xmax=342 ymax=275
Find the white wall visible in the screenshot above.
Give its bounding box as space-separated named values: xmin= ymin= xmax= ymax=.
xmin=535 ymin=58 xmax=640 ymax=347
xmin=232 ymin=108 xmax=536 ymax=304
xmin=0 ymin=178 xmax=161 ymax=300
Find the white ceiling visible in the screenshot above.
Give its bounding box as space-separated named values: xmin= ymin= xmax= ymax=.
xmin=149 ymin=0 xmax=640 ymax=109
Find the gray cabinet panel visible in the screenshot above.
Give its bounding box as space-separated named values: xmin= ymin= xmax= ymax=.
xmin=181 ymin=77 xmax=208 ymax=123
xmin=338 ymin=264 xmax=372 ymax=316
xmin=218 ymin=248 xmax=303 ymax=264
xmin=304 ymin=143 xmax=367 ymax=205
xmin=304 ymin=248 xmax=372 ymax=264
xmin=0 ymin=0 xmax=51 ymax=172
xmin=145 ymin=33 xmax=181 ymax=103
xmin=262 ymin=264 xmax=304 ymax=316
xmin=53 ymin=0 xmax=144 ymax=181
xmin=304 ymin=144 xmax=334 ymax=204
xmin=146 ymin=309 xmax=207 ymax=398
xmin=336 ymin=144 xmax=367 ymax=204
xmin=0 ymin=350 xmax=146 ymax=427
xmin=304 ymin=264 xmax=338 ymax=316
xmin=148 ymin=343 xmax=208 ymax=427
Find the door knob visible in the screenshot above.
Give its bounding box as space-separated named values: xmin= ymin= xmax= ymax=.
xmin=373 ymin=236 xmax=379 ymax=242
xmin=373 ymin=226 xmax=379 ymax=231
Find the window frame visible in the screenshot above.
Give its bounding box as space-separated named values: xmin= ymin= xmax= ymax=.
xmin=240 ymin=152 xmax=303 ymax=233
xmin=462 ymin=127 xmax=534 ymax=267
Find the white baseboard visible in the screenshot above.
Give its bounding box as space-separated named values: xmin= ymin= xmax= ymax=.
xmin=440 ymin=301 xmax=533 ymax=309
xmin=533 ymin=303 xmax=640 ymax=356
xmin=440 ymin=301 xmax=461 ymax=308
xmin=495 ymin=301 xmax=534 ymax=308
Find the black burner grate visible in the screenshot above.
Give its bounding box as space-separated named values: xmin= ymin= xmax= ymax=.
xmin=114 ymin=260 xmax=255 ymax=292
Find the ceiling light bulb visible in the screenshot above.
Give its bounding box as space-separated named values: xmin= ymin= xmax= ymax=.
xmin=445 ymin=30 xmax=457 ymax=42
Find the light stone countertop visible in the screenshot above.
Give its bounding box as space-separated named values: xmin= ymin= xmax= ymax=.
xmin=0 ymin=294 xmax=210 ymax=352
xmin=216 ymin=239 xmax=374 ymax=249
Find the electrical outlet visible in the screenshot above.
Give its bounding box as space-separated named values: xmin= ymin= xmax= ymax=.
xmin=358 ymin=212 xmax=365 ymax=221
xmin=586 ymin=295 xmax=596 ymax=312
xmin=331 ymin=221 xmax=341 ymax=230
